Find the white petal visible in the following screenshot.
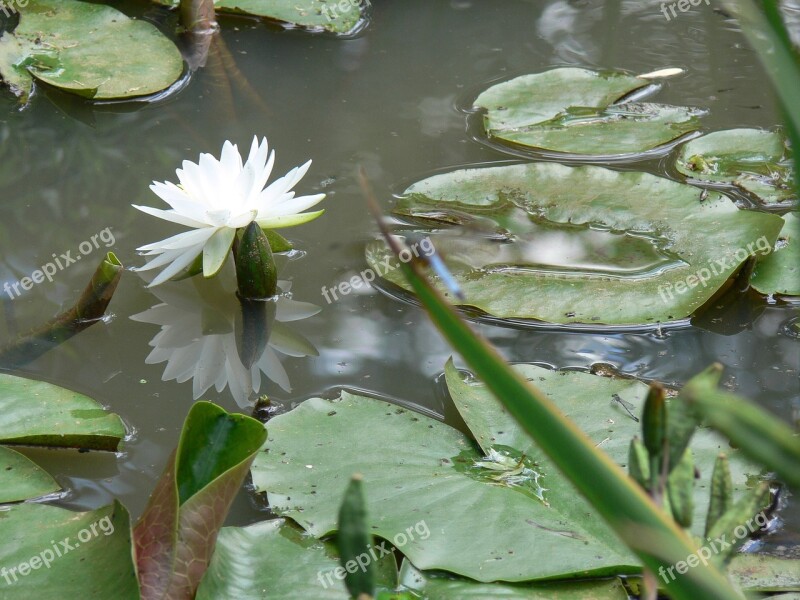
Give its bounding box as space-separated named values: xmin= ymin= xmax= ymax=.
xmin=262 ymin=193 xmax=326 ymax=219
xmin=149 ymin=181 xmax=206 ymax=220
xmin=257 ymin=209 xmax=325 ymax=229
xmin=202 ymin=227 xmax=236 ymax=278
xmin=227 ymin=209 xmax=258 ymax=228
xmin=219 ymin=140 xmax=242 ymax=174
xmin=133 ymin=204 xmax=209 ymax=228
xmin=137 ymin=227 xmax=217 ymax=252
xmin=148 ymin=244 xmax=206 ymax=286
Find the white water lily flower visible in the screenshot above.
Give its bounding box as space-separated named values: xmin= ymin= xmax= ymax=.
xmin=133 ymin=136 xmax=325 ymax=286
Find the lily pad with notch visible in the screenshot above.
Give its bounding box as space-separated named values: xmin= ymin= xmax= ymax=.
xmin=472 ymin=67 xmax=705 ymax=157
xmin=250 ymin=361 xmax=763 ymax=582
xmin=0 ymin=0 xmax=184 ymax=103
xmin=365 ymin=163 xmax=783 ymax=327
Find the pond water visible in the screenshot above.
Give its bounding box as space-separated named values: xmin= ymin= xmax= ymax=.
xmin=1 ymin=0 xmax=798 ymax=557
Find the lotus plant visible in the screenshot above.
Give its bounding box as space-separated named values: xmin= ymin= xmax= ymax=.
xmin=133 ymin=136 xmax=325 ymax=287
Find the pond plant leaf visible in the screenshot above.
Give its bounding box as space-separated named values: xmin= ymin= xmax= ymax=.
xmin=0 ymin=0 xmax=184 ymax=103
xmin=0 ymin=252 xmax=123 ymax=366
xmin=750 ymin=212 xmax=800 ymax=296
xmin=0 ymin=445 xmax=60 ymax=503
xmin=0 ymin=501 xmax=139 ymax=598
xmin=0 ymin=373 xmax=125 ymax=450
xmin=195 ymin=518 xmax=398 ymax=599
xmin=675 ymin=128 xmax=796 ymax=207
xmin=132 ymin=401 xmax=266 ymax=600
xmin=251 ymin=362 xmax=762 ymax=583
xmin=397 ymin=561 xmax=632 ymax=599
xmin=473 ymin=68 xmax=704 ymax=156
xmin=366 ymin=163 xmax=783 ymax=326
xmin=154 ymin=0 xmax=367 ymax=34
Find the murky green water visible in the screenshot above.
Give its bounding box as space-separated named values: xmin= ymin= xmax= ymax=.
xmin=1 ymin=0 xmax=797 ymax=555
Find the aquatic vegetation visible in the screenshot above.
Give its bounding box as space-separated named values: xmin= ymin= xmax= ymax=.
xmin=155 ymin=0 xmax=369 ymax=34
xmin=473 ymin=67 xmax=703 ymax=157
xmin=366 ymin=163 xmax=783 ymax=326
xmin=133 ymin=136 xmax=325 ymax=286
xmin=751 ymin=212 xmax=800 ymax=296
xmin=675 ymin=129 xmax=796 ymax=207
xmin=133 ymin=401 xmax=266 ymax=600
xmin=0 ymin=0 xmax=183 ymax=103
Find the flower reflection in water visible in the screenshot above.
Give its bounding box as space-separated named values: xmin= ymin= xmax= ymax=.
xmin=131 ymin=269 xmax=319 ymax=406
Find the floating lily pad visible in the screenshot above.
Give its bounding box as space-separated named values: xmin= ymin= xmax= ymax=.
xmin=675 ymin=129 xmax=796 ymax=207
xmin=251 ymin=363 xmax=761 ymax=582
xmin=196 ymin=518 xmax=398 ymax=599
xmin=473 ymin=68 xmax=704 ymax=156
xmin=0 ymin=0 xmax=184 ymax=103
xmin=0 ymin=501 xmax=138 ymax=599
xmin=397 ymin=562 xmax=631 ymax=599
xmin=0 ymin=373 xmax=125 ymax=450
xmin=0 ymin=445 xmax=60 ymax=503
xmin=366 ymin=163 xmax=783 ymax=326
xmin=750 ymin=212 xmax=800 ymax=296
xmin=154 ymin=0 xmax=366 ymax=34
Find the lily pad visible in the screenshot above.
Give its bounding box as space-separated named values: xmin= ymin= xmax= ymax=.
xmin=196 ymin=518 xmax=398 ymax=599
xmin=675 ymin=129 xmax=796 ymax=207
xmin=154 ymin=0 xmax=367 ymax=34
xmin=397 ymin=562 xmax=631 ymax=599
xmin=366 ymin=163 xmax=783 ymax=326
xmin=0 ymin=501 xmax=139 ymax=598
xmin=0 ymin=373 xmax=125 ymax=450
xmin=751 ymin=212 xmax=800 ymax=296
xmin=0 ymin=446 xmax=60 ymax=503
xmin=251 ymin=363 xmax=761 ymax=582
xmin=473 ymin=68 xmax=704 ymax=156
xmin=0 ymin=0 xmax=184 ymax=103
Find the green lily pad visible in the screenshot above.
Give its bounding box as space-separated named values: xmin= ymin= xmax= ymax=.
xmin=0 ymin=373 xmax=125 ymax=450
xmin=366 ymin=163 xmax=783 ymax=326
xmin=751 ymin=212 xmax=800 ymax=296
xmin=397 ymin=561 xmax=631 ymax=599
xmin=154 ymin=0 xmax=366 ymax=34
xmin=0 ymin=0 xmax=184 ymax=103
xmin=675 ymin=129 xmax=796 ymax=207
xmin=727 ymin=554 xmax=800 ymax=593
xmin=0 ymin=446 xmax=60 ymax=503
xmin=0 ymin=501 xmax=138 ymax=598
xmin=473 ymin=68 xmax=703 ymax=156
xmin=196 ymin=518 xmax=398 ymax=599
xmin=251 ymin=363 xmax=761 ymax=582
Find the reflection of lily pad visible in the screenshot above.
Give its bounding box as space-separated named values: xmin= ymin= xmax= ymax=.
xmin=0 ymin=0 xmax=184 ymax=103
xmin=251 ymin=362 xmax=760 ymax=582
xmin=0 ymin=446 xmax=60 ymax=503
xmin=675 ymin=129 xmax=796 ymax=207
xmin=366 ymin=163 xmax=783 ymax=326
xmin=196 ymin=519 xmax=397 ymax=599
xmin=473 ymin=68 xmax=704 ymax=156
xmin=154 ymin=0 xmax=367 ymax=34
xmin=751 ymin=213 xmax=800 ymax=296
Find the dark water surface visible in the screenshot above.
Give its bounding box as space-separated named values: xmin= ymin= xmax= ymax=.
xmin=1 ymin=0 xmax=797 ymax=554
